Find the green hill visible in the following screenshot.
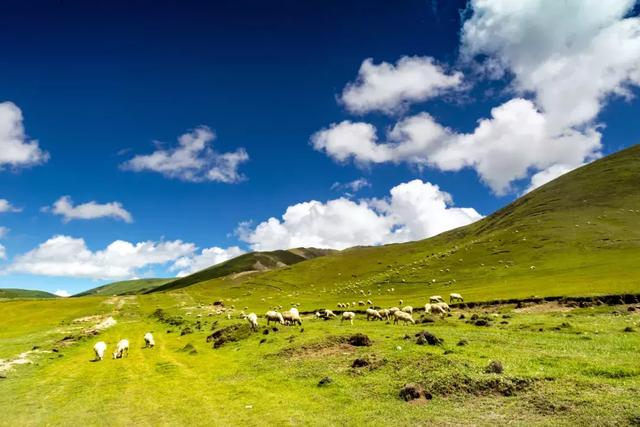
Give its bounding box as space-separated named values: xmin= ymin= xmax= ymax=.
xmin=75 ymin=278 xmax=173 ymax=297
xmin=148 ymin=247 xmax=335 ymax=294
xmin=171 ymin=144 xmax=640 ymax=308
xmin=0 ymin=288 xmax=58 ymax=300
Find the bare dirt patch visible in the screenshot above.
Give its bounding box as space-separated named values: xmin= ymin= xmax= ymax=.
xmin=514 ymin=302 xmax=574 ymax=314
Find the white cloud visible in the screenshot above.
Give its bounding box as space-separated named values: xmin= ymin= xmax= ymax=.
xmin=331 ymin=178 xmax=371 ymax=194
xmin=340 ymin=56 xmax=463 ymax=114
xmin=0 ymin=244 xmax=5 ymax=260
xmin=0 ymin=227 xmax=8 ymax=239
xmin=122 ymin=126 xmax=249 ymax=183
xmin=523 ymin=163 xmax=578 ymax=194
xmin=4 ymin=235 xmax=196 ymax=279
xmin=170 ymin=246 xmax=245 ymax=277
xmin=461 ymin=0 xmax=640 ymax=130
xmin=313 ymin=99 xmax=601 ymax=195
xmin=238 ymin=179 xmax=481 ymax=251
xmin=53 ymin=289 xmax=71 ymax=298
xmin=0 ymin=199 xmax=21 ymax=213
xmin=45 ymin=196 xmax=133 ymax=223
xmin=0 ymin=102 xmax=49 ymax=169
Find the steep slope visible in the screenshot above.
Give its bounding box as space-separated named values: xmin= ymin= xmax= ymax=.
xmin=147 ymin=248 xmax=335 ymax=293
xmin=0 ymin=289 xmax=58 ymax=300
xmin=173 ymin=145 xmax=640 ymax=307
xmin=74 ymin=278 xmax=172 ymax=297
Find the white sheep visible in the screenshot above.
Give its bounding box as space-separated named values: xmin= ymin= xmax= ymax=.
xmin=93 ymin=341 xmax=107 ymax=361
xmin=366 ymin=308 xmax=383 ymax=321
xmin=282 ymin=308 xmax=302 ymax=326
xmin=358 ymin=300 xmax=366 ymax=306
xmin=341 ymin=311 xmax=356 ymax=325
xmin=388 ymin=307 xmax=400 ymax=315
xmin=430 ymin=304 xmax=447 ymax=317
xmin=143 ymin=332 xmax=155 ymax=348
xmin=435 ymin=302 xmax=450 ymax=312
xmin=429 ymin=295 xmax=444 ymax=303
xmin=449 ymin=293 xmax=464 ymax=303
xmin=393 ymin=311 xmax=415 ymax=325
xmin=112 ymin=339 xmax=129 ymax=359
xmin=402 ymin=305 xmax=413 ymax=315
xmin=265 ymin=310 xmax=285 ymax=325
xmin=399 ymin=299 xmax=404 ymax=306
xmin=378 ymin=308 xmax=391 ymax=320
xmin=366 ymin=299 xmax=373 ymax=305
xmin=424 ymin=303 xmax=432 ymax=314
xmin=245 ymin=313 xmax=259 ymax=330
xmin=322 ymin=309 xmax=337 ymax=318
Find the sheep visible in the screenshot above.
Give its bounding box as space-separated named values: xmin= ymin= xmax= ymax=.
xmin=424 ymin=303 xmax=432 ymax=314
xmin=449 ymin=293 xmax=464 ymax=303
xmin=282 ymin=309 xmax=302 ymax=326
xmin=378 ymin=308 xmax=391 ymax=320
xmin=402 ymin=305 xmax=413 ymax=315
xmin=112 ymin=339 xmax=129 ymax=359
xmin=399 ymin=299 xmax=404 ymax=306
xmin=366 ymin=308 xmax=383 ymax=321
xmin=341 ymin=311 xmax=356 ymax=325
xmin=434 ymin=302 xmax=450 ymax=312
xmin=358 ymin=300 xmax=366 ymax=306
xmin=429 ymin=295 xmax=444 ymax=303
xmin=430 ymin=304 xmax=447 ymax=317
xmin=265 ymin=310 xmax=285 ymax=325
xmin=366 ymin=299 xmax=373 ymax=305
xmin=143 ymin=332 xmax=155 ymax=348
xmin=93 ymin=341 xmax=107 ymax=361
xmin=393 ymin=311 xmax=415 ymax=325
xmin=322 ymin=309 xmax=337 ymax=318
xmin=388 ymin=307 xmax=400 ymax=315
xmin=245 ymin=313 xmax=259 ymax=330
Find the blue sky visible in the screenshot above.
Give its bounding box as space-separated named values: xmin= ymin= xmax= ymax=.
xmin=1 ymin=0 xmax=639 ymax=295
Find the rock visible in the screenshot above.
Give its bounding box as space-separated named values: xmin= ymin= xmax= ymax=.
xmin=485 ymin=360 xmax=504 ymax=374
xmin=457 ymin=339 xmax=469 ymax=346
xmin=399 ymin=383 xmax=432 ymax=402
xmin=318 ymin=376 xmax=333 ymax=387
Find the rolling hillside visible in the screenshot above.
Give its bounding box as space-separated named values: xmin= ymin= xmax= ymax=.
xmin=0 ymin=289 xmax=58 ymax=300
xmin=167 ymin=144 xmax=640 ymax=308
xmin=148 ymin=248 xmax=335 ymax=294
xmin=74 ymin=278 xmax=173 ymax=297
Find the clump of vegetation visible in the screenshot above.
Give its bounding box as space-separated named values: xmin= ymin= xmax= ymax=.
xmin=415 ymin=331 xmax=443 ymax=346
xmin=207 ymin=323 xmax=254 ymax=348
xmin=399 ymin=383 xmax=432 ymax=402
xmin=151 ymin=308 xmax=185 ymax=326
xmin=485 ymin=360 xmax=504 ymax=374
xmin=347 ymin=333 xmax=371 ymax=347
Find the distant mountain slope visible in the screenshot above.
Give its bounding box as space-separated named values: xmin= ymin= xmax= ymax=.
xmin=175 ymin=145 xmax=640 ymax=307
xmin=0 ymin=289 xmax=58 ymax=300
xmin=147 ymin=248 xmax=335 ymax=294
xmin=75 ymin=278 xmax=172 ymax=297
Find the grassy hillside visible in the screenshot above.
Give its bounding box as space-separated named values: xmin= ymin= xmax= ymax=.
xmin=173 ymin=144 xmax=640 ymax=310
xmin=148 ymin=247 xmax=335 ymax=294
xmin=75 ymin=278 xmax=173 ymax=297
xmin=0 ymin=289 xmax=58 ymax=300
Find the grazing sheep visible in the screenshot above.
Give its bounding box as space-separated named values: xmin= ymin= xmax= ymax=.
xmin=449 ymin=293 xmax=464 ymax=303
xmin=393 ymin=311 xmax=415 ymax=325
xmin=436 ymin=302 xmax=450 ymax=312
xmin=341 ymin=311 xmax=356 ymax=325
xmin=431 ymin=304 xmax=447 ymax=317
xmin=245 ymin=313 xmax=259 ymax=330
xmin=429 ymin=295 xmax=444 ymax=303
xmin=366 ymin=308 xmax=383 ymax=321
xmin=378 ymin=308 xmax=391 ymax=320
xmin=265 ymin=310 xmax=285 ymax=325
xmin=322 ymin=309 xmax=337 ymax=318
xmin=366 ymin=299 xmax=373 ymax=305
xmin=399 ymin=299 xmax=404 ymax=306
xmin=402 ymin=305 xmax=413 ymax=315
xmin=143 ymin=332 xmax=155 ymax=348
xmin=112 ymin=339 xmax=129 ymax=359
xmin=282 ymin=308 xmax=302 ymax=326
xmin=424 ymin=303 xmax=432 ymax=314
xmin=358 ymin=300 xmax=366 ymax=306
xmin=388 ymin=307 xmax=400 ymax=316
xmin=93 ymin=341 xmax=107 ymax=361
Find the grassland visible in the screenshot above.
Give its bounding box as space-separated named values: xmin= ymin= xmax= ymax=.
xmin=74 ymin=278 xmax=173 ymax=297
xmin=0 ymin=288 xmax=58 ymax=300
xmin=1 ymin=146 xmax=639 ymax=425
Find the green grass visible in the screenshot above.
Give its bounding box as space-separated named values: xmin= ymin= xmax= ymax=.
xmin=1 ymin=296 xmax=639 ymax=426
xmin=75 ymin=278 xmax=174 ymax=297
xmin=0 ymin=288 xmax=58 ymax=300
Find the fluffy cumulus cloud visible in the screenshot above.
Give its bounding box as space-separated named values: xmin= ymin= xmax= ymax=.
xmin=239 ymin=179 xmax=482 ymax=251
xmin=53 ymin=289 xmax=71 ymax=298
xmin=313 ymin=99 xmax=601 ymax=194
xmin=0 ymin=199 xmax=21 ymax=213
xmin=170 ymin=246 xmax=245 ymax=277
xmin=461 ymin=0 xmax=640 ymax=130
xmin=340 ymin=56 xmax=463 ymax=115
xmin=45 ymin=196 xmax=133 ymax=223
xmin=0 ymin=102 xmax=49 ymax=169
xmin=122 ymin=126 xmax=249 ymax=183
xmin=4 ymin=236 xmax=196 ymax=279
